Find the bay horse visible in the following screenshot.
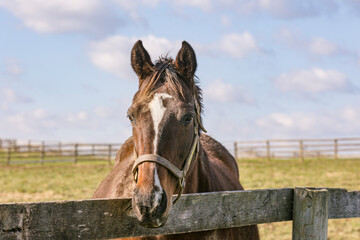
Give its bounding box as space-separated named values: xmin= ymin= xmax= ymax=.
xmin=93 ymin=40 xmax=259 ymax=240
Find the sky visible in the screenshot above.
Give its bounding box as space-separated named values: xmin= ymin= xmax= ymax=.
xmin=1 ymin=0 xmax=360 ymax=144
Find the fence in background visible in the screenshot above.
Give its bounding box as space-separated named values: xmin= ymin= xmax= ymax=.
xmin=234 ymin=137 xmax=360 ymax=161
xmin=0 ymin=138 xmax=121 ymax=165
xmin=3 ymin=137 xmax=360 ymax=164
xmin=1 ymin=187 xmax=359 ymax=240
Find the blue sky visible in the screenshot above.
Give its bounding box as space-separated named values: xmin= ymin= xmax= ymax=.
xmin=1 ymin=0 xmax=360 ymax=144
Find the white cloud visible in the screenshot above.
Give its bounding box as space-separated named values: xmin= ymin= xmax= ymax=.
xmin=204 ymin=79 xmax=255 ymax=104
xmin=204 ymin=105 xmax=360 ymax=141
xmin=4 ymin=59 xmax=23 ymax=78
xmin=33 ymin=108 xmax=48 ymax=119
xmin=2 ymin=108 xmax=89 ymax=135
xmin=115 ymin=0 xmax=159 ymax=9
xmin=67 ymin=111 xmax=88 ymax=123
xmin=3 ymin=108 xmax=58 ymax=133
xmin=277 ymin=29 xmax=355 ymax=59
xmin=166 ymin=0 xmax=339 ymax=18
xmin=94 ymin=106 xmax=111 ymax=118
xmin=342 ymin=106 xmax=359 ymax=122
xmin=274 ymin=68 xmax=351 ymax=93
xmin=2 ymin=88 xmax=18 ymax=102
xmin=254 ymin=106 xmax=360 ymax=138
xmin=219 ymin=32 xmax=259 ymax=58
xmin=258 ymin=113 xmax=295 ymax=128
xmin=88 ymin=35 xmax=180 ymax=80
xmin=89 ymin=35 xmax=132 ymax=79
xmin=220 ymin=15 xmax=231 ymax=27
xmin=308 ymin=37 xmax=338 ymax=56
xmin=217 ymin=0 xmax=338 ymax=19
xmin=256 ymin=112 xmax=313 ymax=130
xmin=0 ymin=105 xmax=132 ymax=142
xmin=114 ymin=0 xmax=159 ymax=22
xmin=2 ymin=108 xmax=90 ymax=135
xmin=88 ymin=32 xmax=261 ymax=79
xmin=259 ymin=0 xmax=338 ymax=18
xmin=0 ymin=0 xmax=119 ymax=35
xmin=194 ymin=32 xmax=263 ymax=58
xmin=174 ymin=0 xmax=212 ymax=11
xmin=1 ymin=88 xmax=32 ymax=110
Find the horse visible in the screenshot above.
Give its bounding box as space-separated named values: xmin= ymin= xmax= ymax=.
xmin=93 ymin=40 xmax=260 ymax=240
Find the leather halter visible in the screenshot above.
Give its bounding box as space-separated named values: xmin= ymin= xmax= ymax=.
xmin=131 ymin=63 xmax=206 ymax=204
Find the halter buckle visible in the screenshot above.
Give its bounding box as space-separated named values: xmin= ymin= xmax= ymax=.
xmin=173 ymin=177 xmax=186 ymax=204
xmin=181 ymin=178 xmax=186 ymax=189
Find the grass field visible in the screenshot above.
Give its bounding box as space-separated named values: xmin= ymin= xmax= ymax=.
xmin=0 ymin=159 xmax=359 ymax=239
xmin=238 ymin=159 xmax=360 ymax=240
xmin=0 ymin=148 xmax=112 ymax=164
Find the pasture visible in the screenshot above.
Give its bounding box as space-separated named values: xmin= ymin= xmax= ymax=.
xmin=1 ymin=159 xmax=359 ymax=239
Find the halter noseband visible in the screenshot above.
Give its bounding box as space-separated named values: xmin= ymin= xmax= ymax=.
xmin=131 ymin=63 xmax=206 ymax=204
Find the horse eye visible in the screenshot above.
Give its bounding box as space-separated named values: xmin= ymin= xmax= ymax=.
xmin=127 ymin=114 xmax=135 ymax=124
xmin=182 ymin=114 xmax=194 ymax=126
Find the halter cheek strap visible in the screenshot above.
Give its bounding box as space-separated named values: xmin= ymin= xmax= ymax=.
xmin=132 ymin=117 xmax=201 ymax=204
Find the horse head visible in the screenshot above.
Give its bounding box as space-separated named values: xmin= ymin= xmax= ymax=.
xmin=128 ymin=40 xmax=205 ymax=227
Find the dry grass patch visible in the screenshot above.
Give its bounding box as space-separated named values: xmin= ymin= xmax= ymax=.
xmin=0 ymin=158 xmax=359 ymax=239
xmin=238 ymin=159 xmax=360 ymax=240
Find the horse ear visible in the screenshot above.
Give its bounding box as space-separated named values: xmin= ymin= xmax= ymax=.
xmin=131 ymin=40 xmax=154 ymax=81
xmin=175 ymin=41 xmax=197 ymax=82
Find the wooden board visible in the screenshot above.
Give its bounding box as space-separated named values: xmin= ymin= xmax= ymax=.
xmin=0 ymin=188 xmax=293 ymax=240
xmin=0 ymin=188 xmax=359 ymax=240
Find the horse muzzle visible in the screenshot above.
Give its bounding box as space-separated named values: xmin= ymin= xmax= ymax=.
xmin=132 ymin=186 xmax=169 ymax=228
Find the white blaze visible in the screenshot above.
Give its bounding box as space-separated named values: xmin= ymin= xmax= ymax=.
xmin=148 ymin=93 xmax=173 ymax=154
xmin=150 ymin=167 xmax=162 ymax=214
xmin=148 ymin=92 xmax=172 ymax=204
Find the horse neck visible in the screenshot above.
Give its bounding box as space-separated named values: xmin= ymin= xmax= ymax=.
xmin=183 ymin=143 xmax=213 ymax=194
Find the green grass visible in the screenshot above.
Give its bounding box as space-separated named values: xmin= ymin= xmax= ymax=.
xmin=0 ymin=148 xmax=111 ymax=164
xmin=0 ymin=164 xmax=112 ymax=202
xmin=238 ymin=158 xmax=360 ymax=191
xmin=0 ymin=158 xmax=359 ymax=239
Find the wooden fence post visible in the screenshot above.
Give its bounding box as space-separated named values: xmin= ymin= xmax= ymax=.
xmin=334 ymin=139 xmax=338 ymax=160
xmin=92 ymin=144 xmax=95 ymax=156
xmin=292 ymin=187 xmax=329 ymax=240
xmin=40 ymin=141 xmax=45 ymax=165
xmin=234 ymin=142 xmax=238 ymax=160
xmin=299 ymin=140 xmax=304 ymax=162
xmin=28 ymin=140 xmax=31 ymax=153
xmin=13 ymin=139 xmax=18 ymax=152
xmin=74 ymin=144 xmax=78 ymax=164
xmin=58 ymin=142 xmax=62 ymax=156
xmin=6 ymin=147 xmax=11 ymax=165
xmin=266 ymin=140 xmax=271 ymax=162
xmin=108 ymin=144 xmax=112 ymax=164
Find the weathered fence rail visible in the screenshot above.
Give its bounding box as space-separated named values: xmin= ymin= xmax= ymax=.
xmin=0 ymin=187 xmax=359 ymax=240
xmin=0 ymin=138 xmax=121 ymax=165
xmin=234 ymin=137 xmax=360 ymax=161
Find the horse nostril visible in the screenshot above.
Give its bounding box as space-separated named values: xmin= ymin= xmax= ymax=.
xmin=156 ymin=190 xmax=167 ymax=216
xmin=133 ymin=187 xmax=141 ymax=205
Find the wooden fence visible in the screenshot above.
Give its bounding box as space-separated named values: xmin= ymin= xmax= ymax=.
xmin=234 ymin=137 xmax=360 ymax=161
xmin=0 ymin=187 xmax=359 ymax=240
xmin=0 ymin=138 xmax=121 ymax=165
xmin=3 ymin=137 xmax=360 ymax=164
